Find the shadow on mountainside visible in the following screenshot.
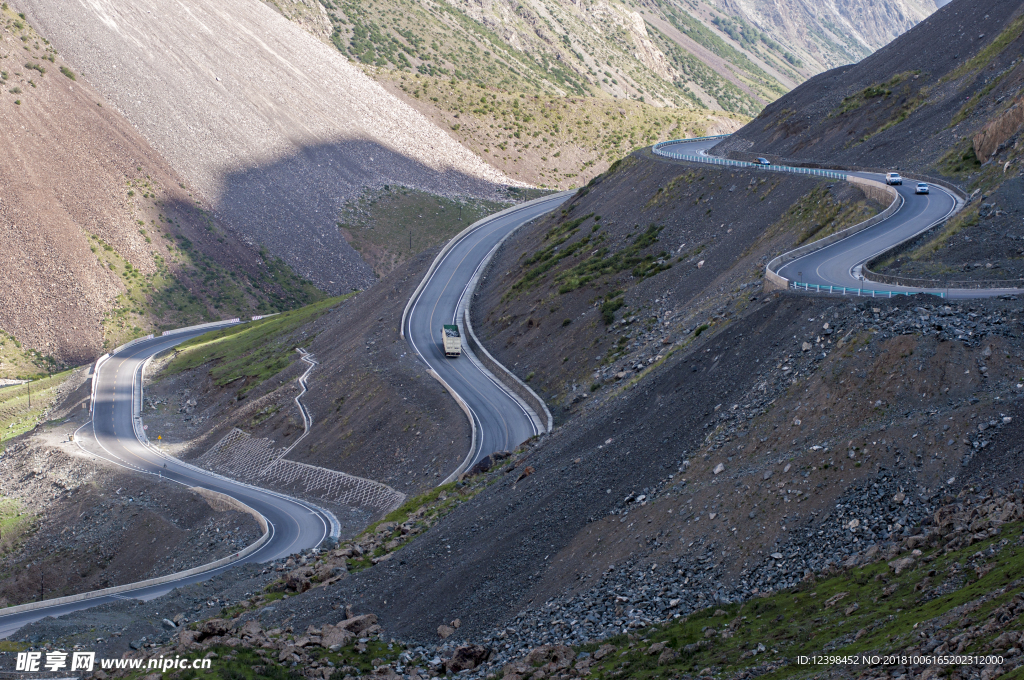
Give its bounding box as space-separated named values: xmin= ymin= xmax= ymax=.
xmin=213 ymin=138 xmax=514 ymax=296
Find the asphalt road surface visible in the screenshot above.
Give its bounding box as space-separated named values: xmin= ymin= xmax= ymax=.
xmin=0 ymin=328 xmax=333 ymax=638
xmin=657 ymin=138 xmax=1020 ymax=299
xmin=404 ymin=193 xmax=571 ymax=472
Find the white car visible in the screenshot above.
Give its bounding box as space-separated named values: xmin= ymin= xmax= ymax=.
xmin=885 ymin=172 xmax=902 ymax=185
xmin=915 ymin=182 xmax=929 ymax=194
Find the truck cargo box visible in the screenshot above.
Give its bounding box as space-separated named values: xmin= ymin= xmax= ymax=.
xmin=442 ymin=324 xmax=461 ymax=358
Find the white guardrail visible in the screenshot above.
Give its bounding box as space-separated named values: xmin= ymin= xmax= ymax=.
xmin=788 ymin=281 xmax=946 ymax=298
xmin=652 ymin=138 xmax=847 ymax=180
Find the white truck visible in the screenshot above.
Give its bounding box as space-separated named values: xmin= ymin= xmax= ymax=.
xmin=441 ymin=324 xmax=462 ymax=358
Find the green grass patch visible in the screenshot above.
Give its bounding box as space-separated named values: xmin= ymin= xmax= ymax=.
xmin=0 ymin=369 xmax=76 ymax=443
xmin=831 ymin=72 xmax=918 ymax=117
xmin=936 ymin=137 xmax=983 ymax=177
xmin=773 ymin=185 xmax=880 ymax=246
xmin=89 ymin=231 xmax=326 ymax=351
xmin=950 ymin=65 xmax=1014 ymax=127
xmin=337 ymin=186 xmax=517 ymax=278
xmin=0 ymin=497 xmax=34 ymax=556
xmin=0 ymin=329 xmax=64 ymax=380
xmin=162 ymin=296 xmax=351 ymax=398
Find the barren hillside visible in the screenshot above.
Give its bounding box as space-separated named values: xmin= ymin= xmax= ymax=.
xmin=0 ymin=6 xmax=322 ymax=370
xmin=13 ymin=0 xmax=520 ymax=295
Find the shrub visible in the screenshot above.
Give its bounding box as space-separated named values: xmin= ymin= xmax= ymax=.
xmin=59 ymin=66 xmax=75 ymax=80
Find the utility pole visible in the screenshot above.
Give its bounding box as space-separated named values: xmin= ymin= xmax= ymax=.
xmin=40 ymin=570 xmax=43 ymax=602
xmin=26 ymin=381 xmax=31 ymax=410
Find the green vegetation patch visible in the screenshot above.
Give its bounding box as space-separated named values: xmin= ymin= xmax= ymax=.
xmin=772 ymin=184 xmax=881 ymax=246
xmin=337 ymin=186 xmax=521 ymax=278
xmin=162 ymin=297 xmax=350 ymax=398
xmin=579 ymin=521 xmax=1024 ymax=680
xmin=0 ymin=497 xmax=34 ymax=556
xmin=937 ymin=137 xmax=983 ymax=177
xmin=831 ymin=71 xmax=919 ymax=117
xmin=0 ymin=369 xmax=76 ymax=443
xmin=0 ymin=329 xmax=64 ymax=381
xmin=89 ymin=227 xmax=325 ymax=351
xmin=506 ymin=210 xmax=672 ymax=299
xmin=556 ymin=225 xmax=671 ymax=294
xmin=380 ymin=72 xmax=723 ymax=185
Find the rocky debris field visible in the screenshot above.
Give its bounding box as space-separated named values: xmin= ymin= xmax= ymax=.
xmin=14 ymin=489 xmax=1024 ymax=680
xmin=16 ymin=0 xmax=521 ymax=295
xmin=136 ymin=291 xmax=1018 ymax=656
xmin=10 ymin=561 xmax=278 ymax=653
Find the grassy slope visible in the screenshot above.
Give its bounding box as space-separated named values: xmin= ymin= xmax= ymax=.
xmin=0 ymin=331 xmax=60 ymax=381
xmin=0 ymin=369 xmax=76 ymax=444
xmin=376 ymin=72 xmax=738 ymax=188
xmin=87 ymin=227 xmax=327 ymax=352
xmin=162 ymin=296 xmax=351 ymax=398
xmin=263 ymin=0 xmax=777 ymax=189
xmin=337 ymin=186 xmax=524 ymax=277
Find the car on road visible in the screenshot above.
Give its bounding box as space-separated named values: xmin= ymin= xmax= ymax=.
xmin=885 ymin=172 xmax=903 ymax=185
xmin=915 ymin=182 xmax=930 ymax=194
xmin=755 ymin=157 xmax=771 ymax=166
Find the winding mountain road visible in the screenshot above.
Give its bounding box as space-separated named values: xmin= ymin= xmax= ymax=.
xmin=2 ymin=132 xmax=1004 ymax=639
xmin=655 ymin=137 xmax=1020 ymax=299
xmin=403 ymin=193 xmax=572 ymax=476
xmin=0 ymin=327 xmax=334 ymax=638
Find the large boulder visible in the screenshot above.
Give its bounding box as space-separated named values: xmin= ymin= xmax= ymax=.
xmin=199 ymin=619 xmax=231 ymax=639
xmin=286 ymin=569 xmax=312 ymax=593
xmin=236 ymin=620 xmax=263 ymax=639
xmin=525 ymin=645 xmax=574 ymax=670
xmin=337 ymin=613 xmax=378 ymax=634
xmin=320 ymin=624 xmax=354 ymax=649
xmin=445 ymin=645 xmax=491 ymax=672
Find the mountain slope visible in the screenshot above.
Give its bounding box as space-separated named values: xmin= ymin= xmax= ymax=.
xmin=0 ymin=6 xmax=323 ymax=370
xmin=716 ymin=0 xmax=940 ymax=74
xmin=14 ymin=0 xmax=520 ymax=296
xmin=267 ymin=0 xmax=940 ymax=188
xmin=713 ymin=0 xmax=1024 ymax=175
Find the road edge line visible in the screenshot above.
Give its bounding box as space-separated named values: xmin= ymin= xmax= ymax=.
xmin=427 ymin=369 xmax=478 ymax=485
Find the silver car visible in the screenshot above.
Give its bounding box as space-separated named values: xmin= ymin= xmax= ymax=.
xmin=915 ymin=182 xmax=929 ymax=195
